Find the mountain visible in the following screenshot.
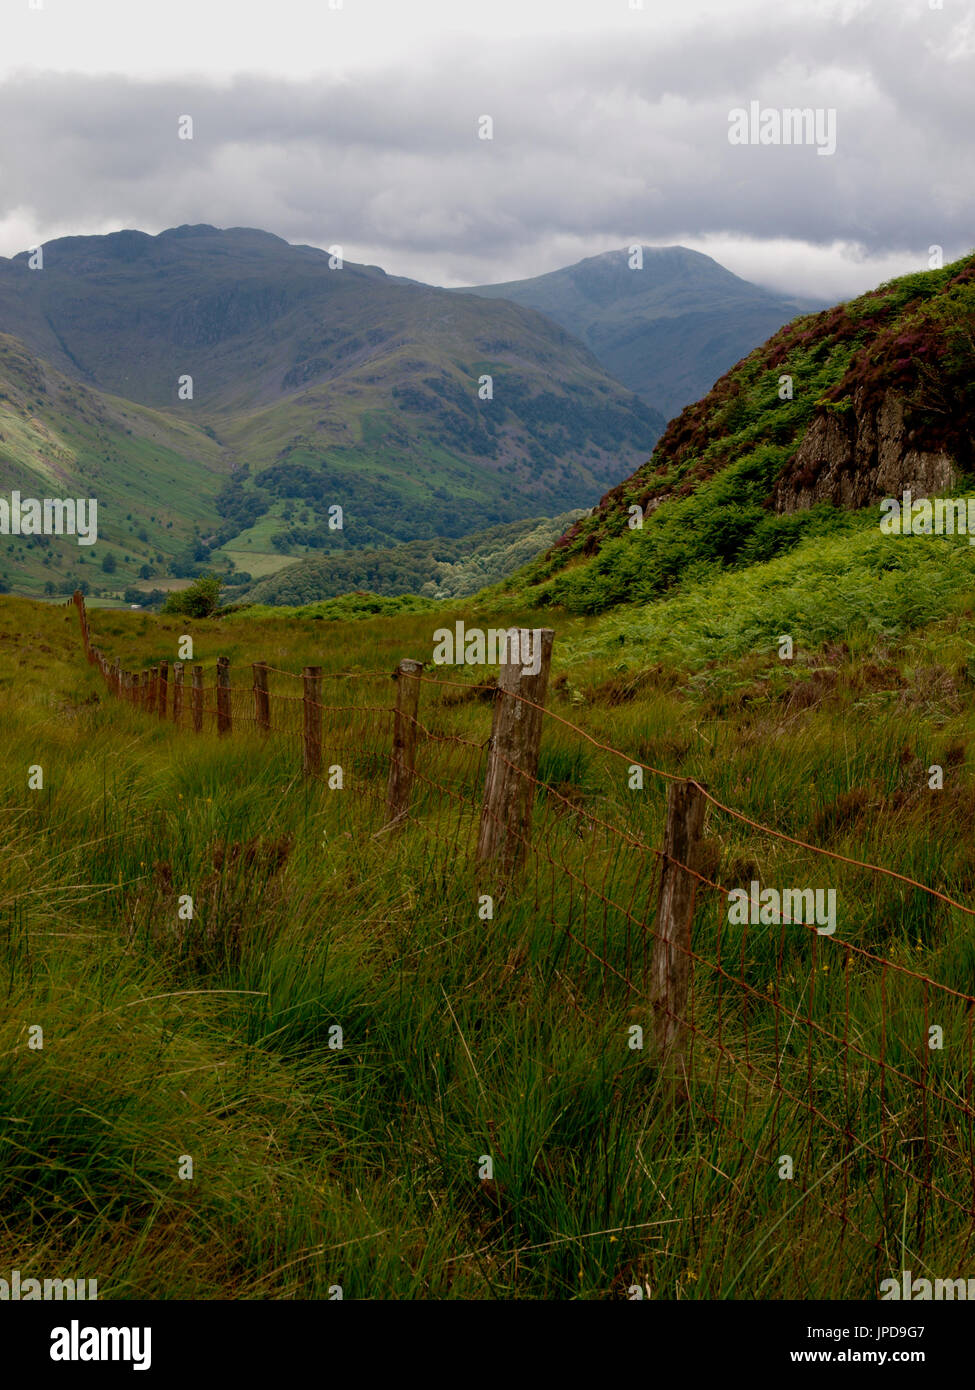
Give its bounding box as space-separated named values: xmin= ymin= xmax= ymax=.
xmin=0 ymin=226 xmax=665 ymax=598
xmin=460 ymin=245 xmax=822 ymax=421
xmin=501 ymin=253 xmax=975 ymax=614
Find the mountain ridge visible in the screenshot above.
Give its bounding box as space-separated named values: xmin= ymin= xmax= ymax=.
xmin=0 ymin=225 xmax=666 ymax=597
xmin=460 ymin=244 xmax=823 ymax=420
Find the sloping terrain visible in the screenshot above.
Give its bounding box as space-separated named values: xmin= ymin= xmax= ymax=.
xmin=0 ymin=227 xmax=664 ymax=582
xmin=462 ymin=245 xmax=821 ymax=420
xmin=0 ymin=333 xmax=225 ymax=597
xmin=504 ymin=253 xmax=975 ymax=614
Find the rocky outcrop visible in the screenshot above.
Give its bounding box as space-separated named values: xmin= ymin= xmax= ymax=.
xmin=771 ymin=388 xmax=957 ymax=513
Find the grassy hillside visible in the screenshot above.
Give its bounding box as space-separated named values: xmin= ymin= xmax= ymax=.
xmin=0 ymin=334 xmax=226 ymax=601
xmin=0 ymin=227 xmax=665 ymax=580
xmin=463 ymin=245 xmax=821 ymax=420
xmin=4 ymin=518 xmax=975 ymax=1296
xmin=506 ymin=253 xmax=975 ymax=615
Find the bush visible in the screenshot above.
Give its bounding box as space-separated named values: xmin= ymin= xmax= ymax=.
xmin=162 ymin=575 xmax=223 ymax=618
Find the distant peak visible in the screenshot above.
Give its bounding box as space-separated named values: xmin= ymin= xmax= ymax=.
xmin=157 ymin=224 xmax=221 ymax=239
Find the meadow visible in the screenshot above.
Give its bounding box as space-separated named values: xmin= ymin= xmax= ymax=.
xmin=2 ymin=525 xmax=975 ymax=1299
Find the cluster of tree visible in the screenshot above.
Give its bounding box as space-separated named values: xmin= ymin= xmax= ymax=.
xmin=214 ymin=465 xmax=270 ymax=538
xmin=162 ymin=574 xmax=223 ymax=617
xmin=122 ymin=587 xmax=167 ymax=608
xmin=391 ymin=374 xmax=502 ymax=456
xmin=242 ymin=512 xmax=584 ymax=606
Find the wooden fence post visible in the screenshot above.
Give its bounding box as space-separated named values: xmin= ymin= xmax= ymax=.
xmin=157 ymin=660 xmax=168 ymax=719
xmin=172 ymin=662 xmax=184 ymax=725
xmin=112 ymin=658 xmax=121 ymax=697
xmin=72 ymin=590 xmax=93 ymax=664
xmin=253 ymin=662 xmax=270 ymax=733
xmin=192 ymin=665 xmax=204 ymax=733
xmin=216 ymin=657 xmax=231 ymax=735
xmin=650 ymin=779 xmax=708 ymax=1069
xmin=302 ymin=666 xmax=322 ymax=776
xmin=476 ymin=627 xmax=554 ymax=876
xmin=149 ymin=666 xmax=159 ymax=713
xmin=385 ymin=658 xmax=423 ymax=826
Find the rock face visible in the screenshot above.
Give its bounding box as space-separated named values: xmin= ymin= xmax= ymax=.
xmin=771 ymin=388 xmax=957 ymax=513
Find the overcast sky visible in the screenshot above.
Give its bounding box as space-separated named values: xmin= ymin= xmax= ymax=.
xmin=0 ymin=0 xmax=972 ymax=299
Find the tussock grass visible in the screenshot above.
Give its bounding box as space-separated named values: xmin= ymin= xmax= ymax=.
xmin=2 ymin=561 xmax=975 ymax=1299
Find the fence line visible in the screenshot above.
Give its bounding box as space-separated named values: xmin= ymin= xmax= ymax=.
xmin=71 ymin=593 xmax=975 ymax=1288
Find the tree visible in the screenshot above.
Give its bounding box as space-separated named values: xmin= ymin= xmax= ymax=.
xmin=162 ymin=574 xmax=223 ymax=618
xmin=101 ymin=550 xmax=118 ymax=574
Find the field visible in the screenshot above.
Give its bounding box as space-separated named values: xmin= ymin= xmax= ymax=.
xmin=2 ymin=528 xmax=975 ymax=1299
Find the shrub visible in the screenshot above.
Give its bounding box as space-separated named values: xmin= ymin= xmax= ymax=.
xmin=162 ymin=574 xmax=223 ymax=618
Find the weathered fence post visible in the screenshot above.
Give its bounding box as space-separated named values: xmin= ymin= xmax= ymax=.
xmin=476 ymin=627 xmax=555 ymax=876
xmin=157 ymin=660 xmax=168 ymax=719
xmin=112 ymin=658 xmax=121 ymax=697
xmin=651 ymin=779 xmax=708 ymax=1070
xmin=385 ymin=658 xmax=424 ymax=826
xmin=216 ymin=657 xmax=231 ymax=735
xmin=253 ymin=662 xmax=270 ymax=733
xmin=302 ymin=666 xmax=322 ymax=776
xmin=72 ymin=590 xmax=93 ymax=664
xmin=192 ymin=665 xmax=204 ymax=733
xmin=172 ymin=662 xmax=184 ymax=725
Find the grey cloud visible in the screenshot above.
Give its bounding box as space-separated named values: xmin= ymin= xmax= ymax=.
xmin=0 ymin=3 xmax=972 ymax=293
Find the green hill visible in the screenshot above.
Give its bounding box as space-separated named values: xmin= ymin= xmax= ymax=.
xmin=504 ymin=252 xmax=975 ymax=615
xmin=0 ymin=333 xmax=225 ymax=600
xmin=462 ymin=245 xmax=821 ymax=421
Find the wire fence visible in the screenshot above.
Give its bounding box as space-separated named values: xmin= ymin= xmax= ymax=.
xmin=72 ymin=593 xmax=975 ymax=1289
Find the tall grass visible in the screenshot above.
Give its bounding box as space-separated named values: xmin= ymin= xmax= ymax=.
xmin=2 ymin=565 xmax=974 ymax=1299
